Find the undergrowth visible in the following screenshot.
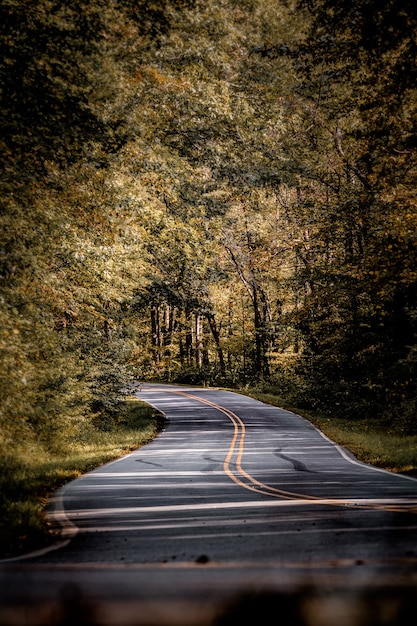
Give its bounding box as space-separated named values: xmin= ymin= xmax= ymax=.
xmin=0 ymin=398 xmax=164 ymax=560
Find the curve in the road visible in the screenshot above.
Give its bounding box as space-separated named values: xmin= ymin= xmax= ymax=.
xmin=160 ymin=387 xmax=417 ymax=515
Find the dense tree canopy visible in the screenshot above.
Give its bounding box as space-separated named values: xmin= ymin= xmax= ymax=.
xmin=1 ymin=0 xmax=416 ymax=458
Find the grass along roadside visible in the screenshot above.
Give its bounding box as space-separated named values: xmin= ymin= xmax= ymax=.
xmin=245 ymin=389 xmax=417 ymax=478
xmin=0 ymin=397 xmax=165 ymax=560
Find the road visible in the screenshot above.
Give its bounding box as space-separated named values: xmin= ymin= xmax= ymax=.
xmin=1 ymin=384 xmax=417 ymax=625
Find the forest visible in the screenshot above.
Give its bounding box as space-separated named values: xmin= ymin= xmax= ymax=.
xmin=1 ymin=0 xmax=416 ymax=465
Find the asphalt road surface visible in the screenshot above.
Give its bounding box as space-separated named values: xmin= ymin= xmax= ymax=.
xmin=1 ymin=384 xmax=417 ymax=625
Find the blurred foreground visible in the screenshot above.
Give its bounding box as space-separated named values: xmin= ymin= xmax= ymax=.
xmin=1 ymin=584 xmax=416 ymax=626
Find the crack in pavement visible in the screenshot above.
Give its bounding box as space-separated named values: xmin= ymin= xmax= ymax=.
xmin=274 ymin=450 xmax=312 ymax=472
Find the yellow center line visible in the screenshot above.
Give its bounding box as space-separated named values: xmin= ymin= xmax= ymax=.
xmin=145 ymin=387 xmax=417 ymax=515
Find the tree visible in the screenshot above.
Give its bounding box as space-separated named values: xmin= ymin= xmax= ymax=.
xmin=246 ymin=0 xmax=417 ymax=423
xmin=1 ymin=0 xmax=193 ymax=447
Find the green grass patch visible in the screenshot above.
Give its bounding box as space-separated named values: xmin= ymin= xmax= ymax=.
xmin=0 ymin=398 xmax=164 ymax=560
xmin=245 ymin=389 xmax=417 ymax=478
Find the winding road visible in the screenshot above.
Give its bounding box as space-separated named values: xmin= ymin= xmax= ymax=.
xmin=1 ymin=384 xmax=417 ymax=625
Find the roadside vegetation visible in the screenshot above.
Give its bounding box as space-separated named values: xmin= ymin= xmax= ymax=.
xmin=0 ymin=398 xmax=164 ymax=560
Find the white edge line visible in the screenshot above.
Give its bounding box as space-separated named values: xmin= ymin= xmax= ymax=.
xmin=307 ymin=417 xmax=417 ymax=482
xmin=0 ymin=484 xmax=78 ymax=564
xmin=0 ymin=540 xmax=72 ymax=564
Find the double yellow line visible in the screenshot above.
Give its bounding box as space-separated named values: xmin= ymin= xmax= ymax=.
xmin=152 ymin=388 xmax=417 ymax=514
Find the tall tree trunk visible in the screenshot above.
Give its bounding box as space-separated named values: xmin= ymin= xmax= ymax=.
xmin=185 ymin=308 xmax=193 ymax=367
xmin=252 ymin=280 xmax=263 ymax=376
xmin=151 ymin=304 xmax=161 ymax=363
xmin=195 ymin=313 xmax=203 ymax=369
xmin=206 ymin=312 xmax=226 ymax=376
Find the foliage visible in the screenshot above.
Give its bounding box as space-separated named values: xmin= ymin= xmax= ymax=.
xmin=1 ymin=0 xmax=416 ymax=497
xmin=1 ymin=0 xmax=150 ymax=451
xmin=277 ymin=0 xmax=417 ymax=424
